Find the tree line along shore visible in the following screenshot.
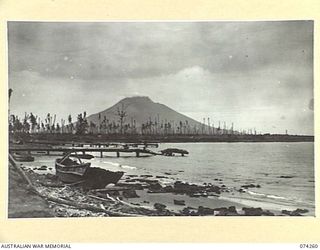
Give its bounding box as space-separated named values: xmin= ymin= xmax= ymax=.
xmin=11 ymin=132 xmax=314 ymax=145
xmin=9 ymin=110 xmax=310 ymax=139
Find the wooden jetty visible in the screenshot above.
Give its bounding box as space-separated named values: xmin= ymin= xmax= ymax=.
xmin=25 ymin=140 xmax=159 ymax=148
xmin=9 ymin=147 xmax=160 ymax=158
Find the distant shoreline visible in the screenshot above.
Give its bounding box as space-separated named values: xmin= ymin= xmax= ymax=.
xmin=12 ymin=133 xmax=314 ymax=144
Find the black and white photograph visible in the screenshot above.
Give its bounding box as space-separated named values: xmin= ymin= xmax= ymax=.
xmin=8 ymin=21 xmax=314 ymax=218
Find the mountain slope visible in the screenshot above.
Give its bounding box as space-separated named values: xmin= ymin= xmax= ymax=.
xmin=86 ymin=96 xmax=207 ymax=132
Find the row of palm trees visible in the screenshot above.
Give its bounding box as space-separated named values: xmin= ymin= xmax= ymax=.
xmin=9 ymin=111 xmax=261 ymax=136
xmin=8 ymin=89 xmax=258 ymax=136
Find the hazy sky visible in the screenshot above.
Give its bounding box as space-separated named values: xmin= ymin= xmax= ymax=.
xmin=8 ymin=21 xmax=313 ymax=135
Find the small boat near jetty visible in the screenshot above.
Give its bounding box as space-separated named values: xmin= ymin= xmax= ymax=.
xmin=12 ymin=152 xmax=34 ymax=162
xmin=55 ymin=152 xmax=90 ymax=183
xmin=55 ymin=151 xmax=124 ymax=187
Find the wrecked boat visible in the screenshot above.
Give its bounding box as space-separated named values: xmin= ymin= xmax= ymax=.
xmin=84 ymin=167 xmax=124 ymax=189
xmin=55 ymin=152 xmax=90 ymax=183
xmin=55 ymin=151 xmax=124 ymax=188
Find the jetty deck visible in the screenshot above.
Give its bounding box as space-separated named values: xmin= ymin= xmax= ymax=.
xmin=25 ymin=140 xmax=159 ymax=148
xmin=9 ymin=147 xmax=160 ymax=157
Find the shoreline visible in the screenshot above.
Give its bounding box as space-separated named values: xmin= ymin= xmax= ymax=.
xmin=8 ymin=161 xmax=312 ymax=217
xmin=8 ymin=139 xmax=314 ymax=217
xmin=12 ymin=133 xmax=314 ymax=145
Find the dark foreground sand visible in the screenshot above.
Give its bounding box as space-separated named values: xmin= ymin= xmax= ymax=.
xmin=9 ymin=165 xmax=54 ymax=218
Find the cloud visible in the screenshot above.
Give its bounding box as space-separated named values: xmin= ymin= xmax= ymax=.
xmin=9 ymin=21 xmax=313 ymax=80
xmin=8 ymin=21 xmax=314 ymax=135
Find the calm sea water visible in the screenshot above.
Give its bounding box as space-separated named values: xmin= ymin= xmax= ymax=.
xmin=26 ymin=142 xmax=315 ymax=214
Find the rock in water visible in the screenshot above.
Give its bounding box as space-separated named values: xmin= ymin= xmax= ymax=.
xmin=154 ymin=203 xmax=167 ymax=211
xmin=140 ymin=175 xmax=153 ymax=178
xmin=279 ymin=175 xmax=295 ymax=179
xmin=197 ymin=206 xmax=215 ymax=215
xmin=294 ymin=208 xmax=309 ymax=214
xmin=261 ymin=210 xmax=274 ymax=216
xmin=281 ymin=208 xmax=308 ymax=216
xmin=241 ymin=184 xmax=261 ymax=189
xmin=174 ymin=199 xmax=186 ymax=206
xmin=38 ymin=165 xmax=47 ymax=171
xmin=228 ymin=206 xmax=237 ymax=213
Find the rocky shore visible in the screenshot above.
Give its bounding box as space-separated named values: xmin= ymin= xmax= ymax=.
xmin=9 ymin=163 xmax=310 ymax=217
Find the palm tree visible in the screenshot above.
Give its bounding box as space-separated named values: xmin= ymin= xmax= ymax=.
xmin=68 ymin=114 xmax=72 ymax=133
xmin=29 ymin=113 xmax=37 ymax=133
xmin=75 ymin=112 xmax=88 ymax=135
xmin=98 ymin=113 xmax=101 ymax=134
xmin=117 ymin=104 xmax=127 ymax=134
xmin=56 ymin=123 xmax=60 ymax=133
xmin=23 ymin=113 xmax=30 ymax=133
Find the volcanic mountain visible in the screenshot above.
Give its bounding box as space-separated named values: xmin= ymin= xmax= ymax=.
xmin=86 ymin=96 xmax=206 ymax=131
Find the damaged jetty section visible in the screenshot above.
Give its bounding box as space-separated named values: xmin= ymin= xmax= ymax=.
xmin=160 ymin=148 xmax=189 ymax=156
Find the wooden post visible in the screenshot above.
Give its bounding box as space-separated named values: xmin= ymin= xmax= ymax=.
xmin=116 ymin=151 xmax=120 ymax=157
xmin=46 ymin=150 xmax=50 ymax=155
xmin=100 ymin=151 xmax=103 ymax=158
xmin=136 ymin=151 xmax=140 ymax=157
